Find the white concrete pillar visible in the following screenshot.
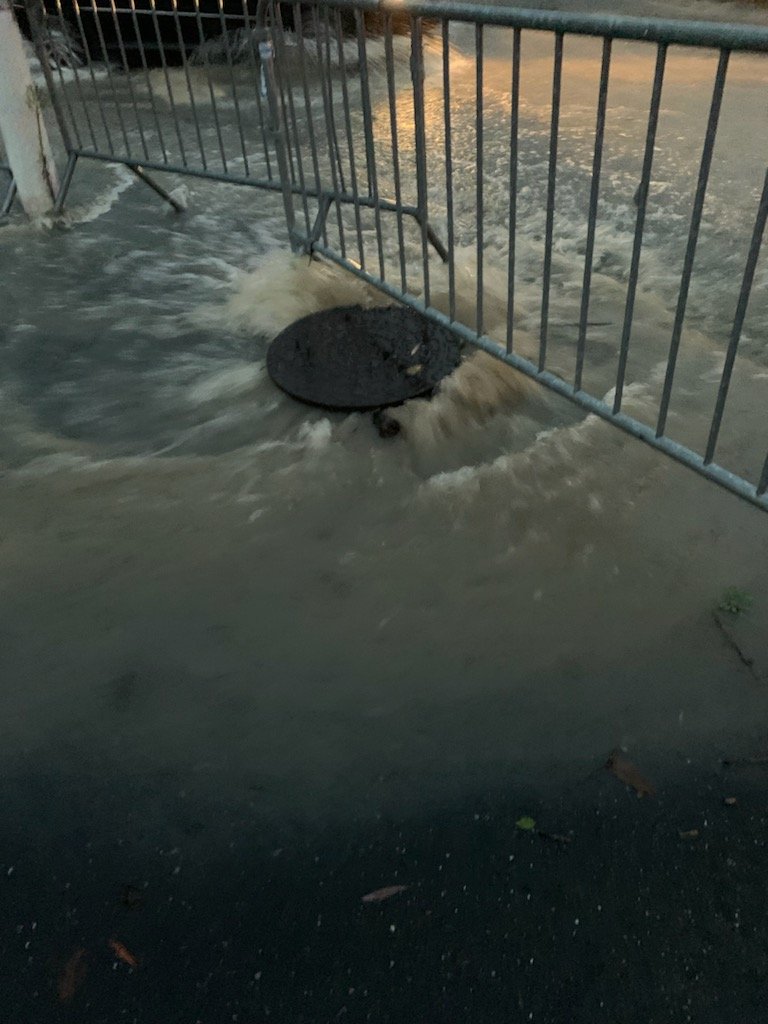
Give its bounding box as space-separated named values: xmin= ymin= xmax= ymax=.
xmin=0 ymin=0 xmax=59 ymax=218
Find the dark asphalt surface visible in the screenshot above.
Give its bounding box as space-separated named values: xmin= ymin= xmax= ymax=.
xmin=5 ymin=721 xmax=768 ymax=1024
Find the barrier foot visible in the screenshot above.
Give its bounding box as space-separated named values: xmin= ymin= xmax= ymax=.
xmin=1 ymin=176 xmax=17 ymax=218
xmin=52 ymin=152 xmax=77 ymax=217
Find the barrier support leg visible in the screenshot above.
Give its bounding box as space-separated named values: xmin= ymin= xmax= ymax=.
xmin=127 ymin=163 xmax=187 ymax=213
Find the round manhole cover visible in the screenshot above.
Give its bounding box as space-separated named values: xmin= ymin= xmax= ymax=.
xmin=266 ymin=305 xmax=463 ymax=411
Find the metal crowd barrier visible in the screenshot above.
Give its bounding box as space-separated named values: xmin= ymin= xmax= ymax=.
xmin=21 ymin=0 xmax=768 ymax=511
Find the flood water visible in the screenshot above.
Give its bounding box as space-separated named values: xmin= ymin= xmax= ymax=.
xmin=2 ymin=2 xmax=768 ymax=1020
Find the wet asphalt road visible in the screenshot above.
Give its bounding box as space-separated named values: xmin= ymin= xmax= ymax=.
xmin=4 ymin=635 xmax=768 ymax=1024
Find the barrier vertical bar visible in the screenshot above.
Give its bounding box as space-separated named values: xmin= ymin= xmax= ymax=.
xmin=704 ymin=166 xmax=768 ymax=465
xmin=613 ymin=42 xmax=666 ymax=413
xmin=475 ymin=23 xmax=484 ymax=336
xmin=411 ymin=14 xmax=431 ymax=307
xmin=656 ymin=48 xmax=729 ymax=437
xmin=575 ymin=36 xmax=611 ymax=391
xmin=539 ymin=31 xmax=563 ymax=371
xmin=386 ymin=13 xmax=408 ymax=292
xmin=356 ymin=7 xmax=386 ymax=280
xmin=442 ymin=19 xmax=456 ymax=320
xmin=505 ymin=27 xmax=520 ymax=354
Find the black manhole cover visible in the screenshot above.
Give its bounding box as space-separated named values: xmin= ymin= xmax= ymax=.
xmin=266 ymin=305 xmax=463 ymax=411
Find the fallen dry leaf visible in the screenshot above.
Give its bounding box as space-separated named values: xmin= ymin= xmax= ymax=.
xmin=109 ymin=938 xmax=139 ymax=968
xmin=605 ymin=750 xmax=656 ymax=798
xmin=679 ymin=829 xmax=700 ymax=839
xmin=57 ymin=948 xmax=87 ymax=1003
xmin=361 ymin=885 xmax=408 ymax=904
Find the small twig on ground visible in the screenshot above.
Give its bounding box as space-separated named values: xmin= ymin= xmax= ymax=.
xmin=537 ymin=830 xmax=572 ymax=845
xmin=712 ymin=612 xmax=759 ymax=680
